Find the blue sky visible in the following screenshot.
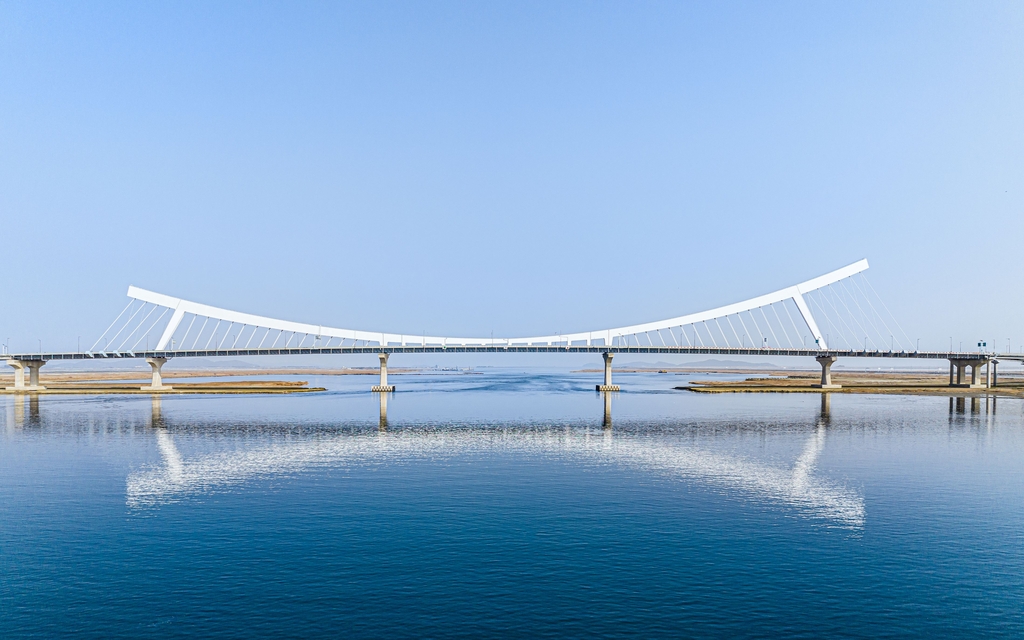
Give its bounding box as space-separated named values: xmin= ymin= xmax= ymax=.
xmin=1 ymin=1 xmax=1022 ymax=359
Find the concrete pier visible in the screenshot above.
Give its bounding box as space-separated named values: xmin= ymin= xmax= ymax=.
xmin=813 ymin=355 xmax=841 ymax=389
xmin=5 ymin=359 xmax=46 ymax=391
xmin=948 ymin=358 xmax=989 ymax=389
xmin=140 ymin=357 xmax=173 ymax=391
xmin=372 ymin=353 xmax=395 ymax=392
xmin=595 ymin=352 xmax=620 ymax=392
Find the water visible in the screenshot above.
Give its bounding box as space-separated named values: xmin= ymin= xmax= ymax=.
xmin=2 ymin=370 xmax=1023 ymax=637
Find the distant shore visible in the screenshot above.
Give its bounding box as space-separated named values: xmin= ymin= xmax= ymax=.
xmin=680 ymin=371 xmax=1023 ymax=397
xmin=0 ymin=367 xmax=451 ymax=395
xmin=2 ymin=367 xmax=1019 ymax=397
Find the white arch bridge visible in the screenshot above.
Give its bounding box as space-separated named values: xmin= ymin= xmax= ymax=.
xmin=4 ymin=259 xmax=1016 ymax=392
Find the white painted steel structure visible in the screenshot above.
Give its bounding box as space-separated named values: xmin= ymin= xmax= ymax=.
xmin=103 ymin=259 xmax=890 ymax=354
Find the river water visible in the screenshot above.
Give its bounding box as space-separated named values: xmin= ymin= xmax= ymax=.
xmin=2 ymin=370 xmax=1022 ymax=637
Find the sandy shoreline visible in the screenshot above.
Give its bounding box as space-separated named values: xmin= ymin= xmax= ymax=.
xmin=681 ymin=371 xmax=1024 ymax=397
xmin=2 ymin=368 xmax=1019 ymax=396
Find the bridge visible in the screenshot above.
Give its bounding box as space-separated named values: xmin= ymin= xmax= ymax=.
xmin=4 ymin=259 xmax=1016 ymax=392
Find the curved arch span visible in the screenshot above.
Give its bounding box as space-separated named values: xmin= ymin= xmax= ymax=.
xmin=122 ymin=260 xmax=868 ymax=352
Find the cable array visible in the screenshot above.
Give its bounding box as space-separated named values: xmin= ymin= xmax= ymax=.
xmin=88 ymin=261 xmax=911 ymax=353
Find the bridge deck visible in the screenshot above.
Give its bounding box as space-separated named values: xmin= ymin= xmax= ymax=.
xmin=4 ymin=347 xmax=1018 ymax=361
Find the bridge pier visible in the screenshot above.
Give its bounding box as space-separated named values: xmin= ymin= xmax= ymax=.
xmin=141 ymin=357 xmax=173 ymax=391
xmin=813 ymin=355 xmax=841 ymax=389
xmin=372 ymin=353 xmax=395 ymax=392
xmin=596 ymin=352 xmax=620 ymax=392
xmin=948 ymin=358 xmax=989 ymax=389
xmin=5 ymin=360 xmax=46 ymax=391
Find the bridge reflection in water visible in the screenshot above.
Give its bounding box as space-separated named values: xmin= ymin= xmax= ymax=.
xmin=135 ymin=393 xmax=864 ymax=529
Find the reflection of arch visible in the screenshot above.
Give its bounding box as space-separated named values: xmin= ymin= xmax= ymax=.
xmin=131 ymin=425 xmax=863 ymax=527
xmin=155 ymin=429 xmax=184 ymax=482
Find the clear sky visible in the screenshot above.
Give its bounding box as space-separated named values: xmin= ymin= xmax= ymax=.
xmin=1 ymin=1 xmax=1022 ymax=359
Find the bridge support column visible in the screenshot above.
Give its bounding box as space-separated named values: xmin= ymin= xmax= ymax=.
xmin=992 ymin=360 xmax=998 ymax=387
xmin=596 ymin=352 xmax=620 ymax=392
xmin=948 ymin=359 xmax=988 ymax=389
xmin=372 ymin=353 xmax=395 ymax=392
xmin=813 ymin=355 xmax=841 ymax=389
xmin=5 ymin=360 xmax=46 ymax=391
xmin=141 ymin=357 xmax=172 ymax=391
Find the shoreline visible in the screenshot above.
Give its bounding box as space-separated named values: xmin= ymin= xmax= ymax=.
xmin=681 ymin=371 xmax=1024 ymax=397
